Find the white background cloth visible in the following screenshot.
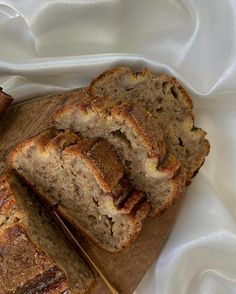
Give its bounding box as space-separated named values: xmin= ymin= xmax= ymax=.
xmin=0 ymin=1 xmax=236 ymax=293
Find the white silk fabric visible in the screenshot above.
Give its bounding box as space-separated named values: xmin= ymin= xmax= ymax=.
xmin=0 ymin=1 xmax=236 ymax=293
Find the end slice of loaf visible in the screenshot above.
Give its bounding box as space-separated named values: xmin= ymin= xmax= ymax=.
xmin=0 ymin=88 xmax=12 ymax=117
xmin=53 ymin=96 xmax=184 ymax=216
xmin=0 ymin=173 xmax=94 ymax=294
xmin=9 ymin=129 xmax=150 ymax=252
xmin=88 ymin=67 xmax=210 ymax=184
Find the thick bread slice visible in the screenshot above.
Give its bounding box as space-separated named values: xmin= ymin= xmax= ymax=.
xmin=9 ymin=129 xmax=150 ymax=252
xmin=0 ymin=173 xmax=94 ymax=294
xmin=0 ymin=88 xmax=12 ymax=117
xmin=53 ymin=97 xmax=184 ymax=216
xmin=88 ymin=67 xmax=210 ymax=184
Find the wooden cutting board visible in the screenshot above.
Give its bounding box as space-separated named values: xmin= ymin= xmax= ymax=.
xmin=0 ymin=89 xmax=184 ymax=294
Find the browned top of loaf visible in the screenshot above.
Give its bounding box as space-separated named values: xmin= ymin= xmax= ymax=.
xmin=89 ymin=66 xmax=194 ymax=109
xmin=0 ymin=89 xmax=13 ymax=117
xmin=0 ymin=176 xmax=69 ymax=294
xmin=0 ymin=224 xmax=68 ymax=294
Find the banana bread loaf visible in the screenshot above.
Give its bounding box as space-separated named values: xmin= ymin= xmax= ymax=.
xmin=9 ymin=129 xmax=150 ymax=252
xmin=0 ymin=173 xmax=94 ymax=294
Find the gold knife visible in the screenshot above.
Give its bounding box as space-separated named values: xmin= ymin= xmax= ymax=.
xmin=50 ymin=209 xmax=120 ymax=294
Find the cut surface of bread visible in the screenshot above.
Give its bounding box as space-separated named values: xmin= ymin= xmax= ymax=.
xmin=53 ymin=96 xmax=184 ymax=215
xmin=9 ymin=129 xmax=149 ymax=252
xmin=0 ymin=173 xmax=94 ymax=294
xmin=88 ymin=67 xmax=210 ymax=184
xmin=0 ymin=88 xmax=12 ymax=117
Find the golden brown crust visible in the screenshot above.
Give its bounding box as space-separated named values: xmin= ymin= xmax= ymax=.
xmin=85 ymin=139 xmax=124 ymax=192
xmin=66 ymin=137 xmax=124 ymax=193
xmin=0 ymin=223 xmax=69 ymax=294
xmin=0 ymin=89 xmax=13 ymax=117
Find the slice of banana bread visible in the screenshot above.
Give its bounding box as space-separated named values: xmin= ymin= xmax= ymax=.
xmin=9 ymin=129 xmax=150 ymax=252
xmin=88 ymin=67 xmax=210 ymax=184
xmin=0 ymin=173 xmax=94 ymax=294
xmin=53 ymin=96 xmax=184 ymax=216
